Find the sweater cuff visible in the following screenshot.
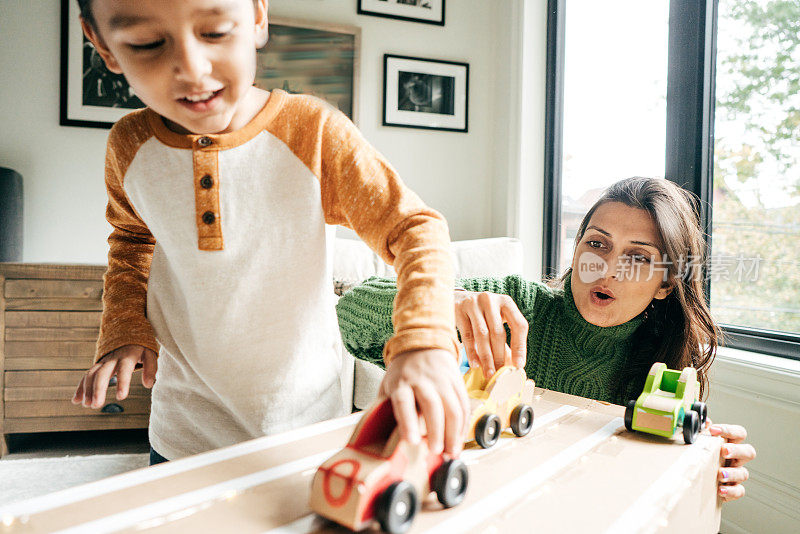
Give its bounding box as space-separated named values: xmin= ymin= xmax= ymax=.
xmin=383 ymin=328 xmax=459 ymax=366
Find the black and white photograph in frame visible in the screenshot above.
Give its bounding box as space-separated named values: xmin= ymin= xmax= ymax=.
xmin=383 ymin=55 xmax=468 ymax=133
xmin=358 ymin=0 xmax=445 ymax=26
xmin=60 ymin=0 xmax=144 ymax=128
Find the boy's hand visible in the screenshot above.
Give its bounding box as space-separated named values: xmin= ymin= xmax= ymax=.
xmin=454 ymin=290 xmax=528 ymax=378
xmin=380 ymin=349 xmax=470 ymax=456
xmin=72 ymin=344 xmax=157 ymax=409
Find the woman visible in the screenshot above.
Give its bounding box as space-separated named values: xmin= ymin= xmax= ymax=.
xmin=337 ymin=177 xmax=755 ymax=501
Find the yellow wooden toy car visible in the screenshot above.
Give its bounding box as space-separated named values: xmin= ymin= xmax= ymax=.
xmin=463 ymin=365 xmax=536 ymax=448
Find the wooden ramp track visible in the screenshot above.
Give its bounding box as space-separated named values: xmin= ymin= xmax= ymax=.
xmin=0 ymin=390 xmax=722 ymax=534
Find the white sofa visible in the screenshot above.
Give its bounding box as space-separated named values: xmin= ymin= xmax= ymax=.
xmin=332 ymin=236 xmax=524 ymax=410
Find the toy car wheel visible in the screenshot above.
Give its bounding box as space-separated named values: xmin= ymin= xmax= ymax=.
xmin=475 ymin=413 xmax=502 ymax=449
xmin=682 ymin=410 xmax=700 ymax=444
xmin=432 ymin=459 xmax=469 ymax=508
xmin=624 ymin=400 xmax=636 ymax=432
xmin=510 ymin=404 xmax=534 ymax=437
xmin=376 ymin=481 xmax=418 ymax=534
xmin=691 ymin=402 xmax=708 ymax=426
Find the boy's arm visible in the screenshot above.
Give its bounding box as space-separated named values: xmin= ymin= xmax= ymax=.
xmin=95 ymin=122 xmax=159 ymax=363
xmin=317 ymin=107 xmax=464 ymax=454
xmin=318 ymin=111 xmax=457 ymax=365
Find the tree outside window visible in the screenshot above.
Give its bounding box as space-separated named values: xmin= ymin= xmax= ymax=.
xmin=711 ymin=0 xmax=800 ymax=334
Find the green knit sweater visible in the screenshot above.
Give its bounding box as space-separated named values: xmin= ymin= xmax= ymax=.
xmin=336 ymin=275 xmax=645 ymax=405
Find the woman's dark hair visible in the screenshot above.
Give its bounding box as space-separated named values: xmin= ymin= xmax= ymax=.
xmin=553 ymin=177 xmax=719 ymax=400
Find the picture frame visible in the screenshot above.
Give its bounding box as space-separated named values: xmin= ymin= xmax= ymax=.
xmin=358 ymin=0 xmax=445 ymax=26
xmin=256 ymin=17 xmax=361 ymax=123
xmin=383 ymin=54 xmax=468 ymax=133
xmin=59 ymin=2 xmax=360 ymax=129
xmin=59 ymin=0 xmax=145 ymax=129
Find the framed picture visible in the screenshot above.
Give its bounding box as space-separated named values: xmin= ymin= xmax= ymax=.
xmin=59 ymin=3 xmax=360 ymax=129
xmin=60 ymin=0 xmax=145 ymax=129
xmin=358 ymin=0 xmax=445 ymax=26
xmin=383 ymin=54 xmax=468 ymax=133
xmin=256 ymin=17 xmax=361 ymax=123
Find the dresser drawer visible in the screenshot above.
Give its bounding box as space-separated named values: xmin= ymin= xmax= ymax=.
xmin=4 ymin=279 xmax=103 ymax=300
xmin=3 ymin=415 xmax=150 ymax=434
xmin=3 ymin=371 xmax=150 ymax=432
xmin=5 ymin=311 xmax=103 ymax=328
xmin=0 ymin=265 xmax=132 ymax=455
xmin=5 ymin=397 xmax=150 ymax=419
xmin=5 ymin=370 xmax=151 ymax=400
xmin=2 ymin=371 xmax=151 ymax=435
xmin=3 ymin=341 xmax=96 ymax=370
xmin=4 ymin=370 xmax=150 ymax=418
xmin=3 ymin=275 xmax=103 ymax=312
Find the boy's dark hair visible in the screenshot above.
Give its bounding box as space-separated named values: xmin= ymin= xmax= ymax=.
xmin=76 ymin=0 xmax=95 ymax=28
xmin=77 ymin=0 xmax=261 ymax=30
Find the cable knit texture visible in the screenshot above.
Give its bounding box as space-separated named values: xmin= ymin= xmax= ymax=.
xmin=337 ymin=275 xmax=645 ymax=405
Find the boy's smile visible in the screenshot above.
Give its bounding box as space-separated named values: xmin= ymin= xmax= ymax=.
xmin=83 ymin=0 xmax=269 ymax=135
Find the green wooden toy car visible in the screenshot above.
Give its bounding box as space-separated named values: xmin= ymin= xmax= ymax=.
xmin=624 ymin=362 xmax=708 ymax=444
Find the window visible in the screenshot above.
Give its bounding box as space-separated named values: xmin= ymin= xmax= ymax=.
xmin=545 ymin=0 xmax=800 ymax=358
xmin=558 ymin=0 xmax=669 ymax=273
xmin=711 ymin=0 xmax=800 ymax=337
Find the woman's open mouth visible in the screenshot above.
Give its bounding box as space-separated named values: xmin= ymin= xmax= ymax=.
xmin=177 ymin=89 xmax=224 ymax=112
xmin=589 ymin=286 xmax=616 ymax=307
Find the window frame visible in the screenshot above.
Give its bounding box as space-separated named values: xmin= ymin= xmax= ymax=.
xmin=542 ymin=0 xmax=565 ymax=280
xmin=542 ymin=0 xmax=800 ymax=360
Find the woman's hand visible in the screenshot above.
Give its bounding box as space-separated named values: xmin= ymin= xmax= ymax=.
xmin=708 ymin=421 xmax=756 ymax=502
xmin=454 ymin=290 xmax=528 ymax=378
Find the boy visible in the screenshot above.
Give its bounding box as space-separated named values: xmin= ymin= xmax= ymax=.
xmin=71 ymin=0 xmax=469 ymax=462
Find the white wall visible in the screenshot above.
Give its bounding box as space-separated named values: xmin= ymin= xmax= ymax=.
xmin=709 ymin=349 xmax=800 ymax=534
xmin=0 ymin=0 xmax=541 ymax=264
xmin=0 ymin=1 xmax=111 ymax=263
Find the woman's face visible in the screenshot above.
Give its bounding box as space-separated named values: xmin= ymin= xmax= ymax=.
xmin=570 ymin=202 xmax=673 ymax=327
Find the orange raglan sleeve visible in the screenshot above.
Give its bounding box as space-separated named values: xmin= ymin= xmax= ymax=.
xmin=318 ymin=108 xmax=458 ymax=366
xmin=94 ymin=112 xmax=160 ymax=363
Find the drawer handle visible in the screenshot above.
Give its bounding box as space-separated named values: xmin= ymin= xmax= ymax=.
xmin=101 ymin=403 xmax=124 ymax=414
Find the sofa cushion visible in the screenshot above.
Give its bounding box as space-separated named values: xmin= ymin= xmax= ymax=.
xmin=333 ymin=236 xmax=523 ymax=286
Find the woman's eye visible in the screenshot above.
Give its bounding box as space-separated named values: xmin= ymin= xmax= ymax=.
xmin=587 ymin=240 xmax=603 ymax=249
xmin=631 ymin=254 xmax=651 ymax=263
xmin=129 ymin=40 xmax=164 ymax=51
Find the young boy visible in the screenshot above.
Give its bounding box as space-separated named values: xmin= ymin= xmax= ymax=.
xmin=71 ymin=0 xmax=469 ymax=463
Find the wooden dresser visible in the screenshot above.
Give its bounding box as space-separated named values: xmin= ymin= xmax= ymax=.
xmin=0 ymin=264 xmax=151 ymax=457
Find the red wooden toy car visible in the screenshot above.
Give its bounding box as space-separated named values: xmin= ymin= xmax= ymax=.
xmin=309 ymin=399 xmax=469 ymax=533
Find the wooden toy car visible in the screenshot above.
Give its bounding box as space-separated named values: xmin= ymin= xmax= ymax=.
xmin=463 ymin=365 xmax=536 ymax=448
xmin=624 ymin=362 xmax=708 ymax=444
xmin=309 ymin=398 xmax=469 ymax=534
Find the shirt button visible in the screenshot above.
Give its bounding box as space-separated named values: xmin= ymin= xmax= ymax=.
xmin=202 ymin=211 xmax=216 ymax=224
xmin=197 ymin=136 xmax=213 ymax=147
xmin=200 ymin=175 xmax=214 ymax=189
